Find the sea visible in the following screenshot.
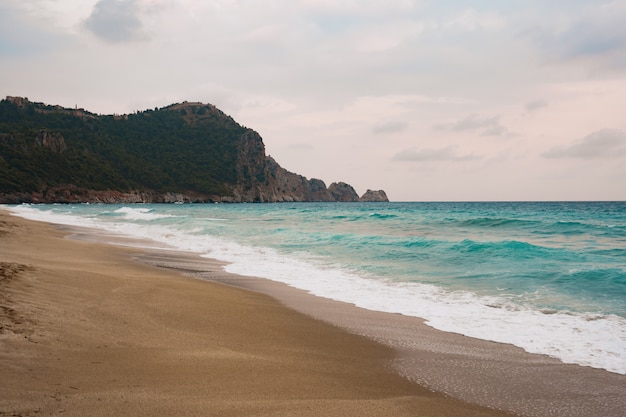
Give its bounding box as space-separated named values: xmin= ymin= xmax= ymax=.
xmin=7 ymin=201 xmax=626 ymax=375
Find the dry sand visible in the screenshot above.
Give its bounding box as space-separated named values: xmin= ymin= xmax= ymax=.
xmin=0 ymin=210 xmax=515 ymax=417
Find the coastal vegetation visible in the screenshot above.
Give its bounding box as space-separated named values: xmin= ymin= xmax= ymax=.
xmin=0 ymin=98 xmax=242 ymax=198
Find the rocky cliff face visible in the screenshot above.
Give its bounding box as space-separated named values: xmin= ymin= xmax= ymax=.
xmin=328 ymin=182 xmax=360 ymax=202
xmin=35 ymin=130 xmax=67 ymax=153
xmin=226 ymin=131 xmax=366 ymax=203
xmin=359 ymin=189 xmax=389 ymax=202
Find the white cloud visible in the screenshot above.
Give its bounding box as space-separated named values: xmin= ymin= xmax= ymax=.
xmin=525 ymin=99 xmax=548 ymax=112
xmin=530 ymin=1 xmax=626 ymax=69
xmin=543 ymin=129 xmax=626 ymax=159
xmin=0 ymin=1 xmax=81 ymax=57
xmin=435 ymin=114 xmax=514 ymax=137
xmin=84 ymin=0 xmax=143 ymax=42
xmin=444 ymin=8 xmax=506 ymax=32
xmin=300 ymin=0 xmax=419 ymax=19
xmin=372 ymin=121 xmax=408 ymax=134
xmin=392 ymin=146 xmax=481 ymax=162
xmin=2 ymin=0 xmax=95 ymax=35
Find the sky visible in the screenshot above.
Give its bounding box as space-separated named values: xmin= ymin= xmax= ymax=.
xmin=1 ymin=0 xmax=626 ymax=201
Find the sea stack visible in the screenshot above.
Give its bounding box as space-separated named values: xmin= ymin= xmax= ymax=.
xmin=359 ymin=189 xmax=389 ymax=202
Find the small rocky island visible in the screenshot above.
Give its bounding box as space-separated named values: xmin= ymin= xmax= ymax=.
xmin=0 ymin=96 xmax=388 ymax=204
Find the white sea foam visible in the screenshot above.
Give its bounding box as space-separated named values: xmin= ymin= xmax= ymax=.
xmin=216 ymin=241 xmax=626 ymax=375
xmin=8 ymin=205 xmax=104 ymax=228
xmin=113 ymin=207 xmax=176 ymax=221
xmin=6 ymin=204 xmax=626 ymax=375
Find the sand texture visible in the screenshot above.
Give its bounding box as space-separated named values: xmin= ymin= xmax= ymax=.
xmin=139 ymin=252 xmax=626 ymax=417
xmin=0 ymin=210 xmax=516 ymax=417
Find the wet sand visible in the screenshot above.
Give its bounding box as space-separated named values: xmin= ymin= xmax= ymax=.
xmin=1 ymin=209 xmax=624 ymax=416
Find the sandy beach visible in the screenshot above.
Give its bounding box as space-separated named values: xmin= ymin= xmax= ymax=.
xmin=0 ymin=210 xmax=516 ymax=416
xmin=2 ymin=209 xmax=625 ymax=417
xmin=137 ymin=246 xmax=626 ymax=417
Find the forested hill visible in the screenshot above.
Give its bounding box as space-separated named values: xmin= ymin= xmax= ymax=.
xmin=0 ymin=96 xmax=387 ymax=203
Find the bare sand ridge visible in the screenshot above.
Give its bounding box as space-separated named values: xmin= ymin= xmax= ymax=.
xmin=0 ymin=211 xmax=514 ymax=417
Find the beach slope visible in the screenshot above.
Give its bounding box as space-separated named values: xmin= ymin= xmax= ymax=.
xmin=0 ymin=211 xmax=513 ymax=417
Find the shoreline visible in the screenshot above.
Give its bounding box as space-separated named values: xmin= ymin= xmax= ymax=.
xmin=1 ymin=209 xmax=514 ymax=417
xmin=134 ymin=248 xmax=626 ymax=417
xmin=2 ymin=210 xmax=625 ymax=416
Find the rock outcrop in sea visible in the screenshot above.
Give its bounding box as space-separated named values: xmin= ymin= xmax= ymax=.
xmin=359 ymin=189 xmax=389 ymax=202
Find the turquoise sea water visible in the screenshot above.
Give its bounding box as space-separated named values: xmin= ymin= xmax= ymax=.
xmin=8 ymin=202 xmax=626 ymax=374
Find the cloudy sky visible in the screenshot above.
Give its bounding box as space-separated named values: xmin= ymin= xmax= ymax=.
xmin=2 ymin=0 xmax=626 ymax=201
